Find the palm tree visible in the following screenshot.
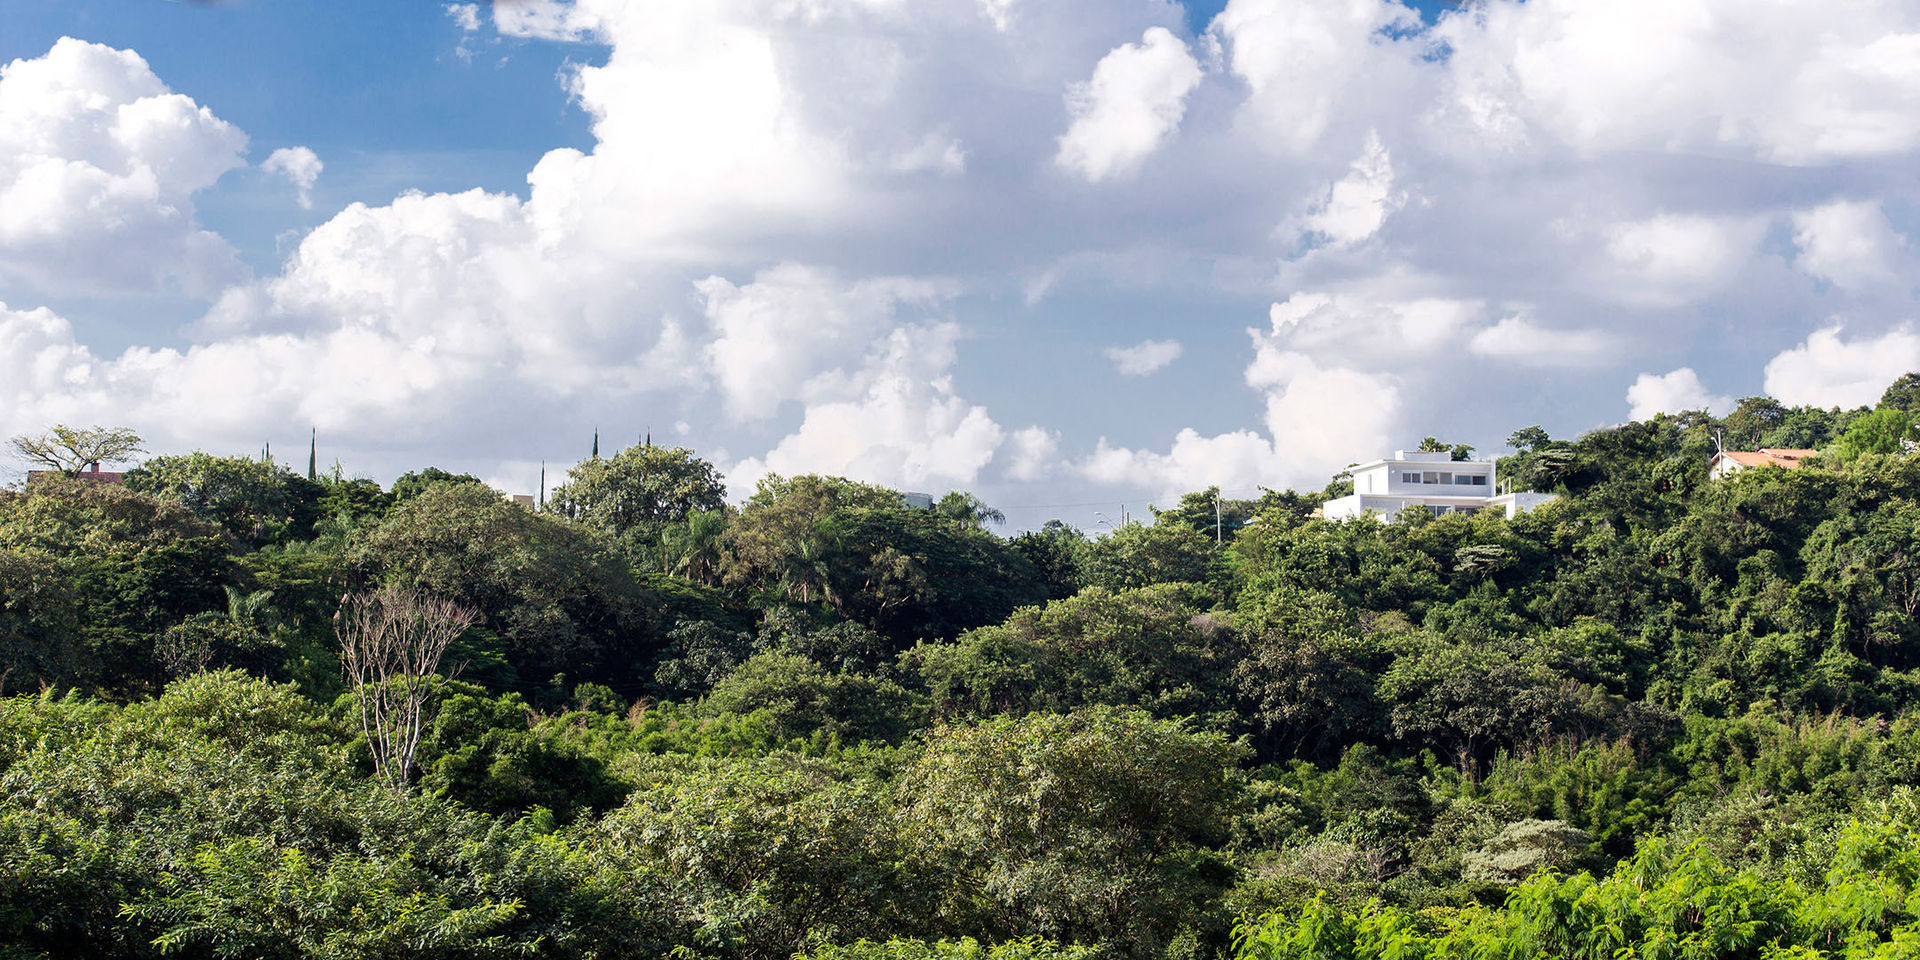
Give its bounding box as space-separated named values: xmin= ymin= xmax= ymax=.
xmin=935 ymin=491 xmax=1006 ymax=529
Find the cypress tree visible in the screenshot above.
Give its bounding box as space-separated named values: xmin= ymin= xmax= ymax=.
xmin=308 ymin=428 xmax=317 ymax=481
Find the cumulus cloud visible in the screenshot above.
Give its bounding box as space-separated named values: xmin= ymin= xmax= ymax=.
xmin=261 ymin=146 xmax=322 ymax=209
xmin=0 ymin=37 xmax=247 ymax=297
xmin=1599 ymin=213 xmax=1764 ymax=304
xmin=1764 ymin=326 xmax=1920 ymax=409
xmin=1105 ymin=338 xmax=1182 ymax=376
xmin=1469 ymin=314 xmax=1613 ymax=365
xmin=1004 ymin=426 xmax=1060 ymax=482
xmin=698 ymin=265 xmax=953 ymax=421
xmin=1792 ymin=200 xmax=1906 ymax=290
xmin=1626 ymin=368 xmax=1732 ymax=421
xmin=1297 ymin=130 xmax=1403 ymax=248
xmin=1432 ymin=0 xmax=1920 ymax=163
xmin=730 ymin=324 xmax=1006 ymax=491
xmin=17 ymin=0 xmax=1920 ymax=512
xmin=1266 ymin=291 xmax=1479 ymax=359
xmin=1215 ymin=0 xmax=1424 ymax=156
xmin=1055 ymin=27 xmax=1203 ymax=182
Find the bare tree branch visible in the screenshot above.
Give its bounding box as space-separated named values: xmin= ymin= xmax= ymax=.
xmin=334 ymin=585 xmax=480 ymax=794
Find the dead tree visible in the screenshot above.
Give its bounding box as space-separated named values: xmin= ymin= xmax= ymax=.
xmin=334 ymin=586 xmax=479 ymax=794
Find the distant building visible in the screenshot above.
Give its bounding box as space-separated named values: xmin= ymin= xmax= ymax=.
xmin=26 ymin=464 xmax=126 ymax=485
xmin=1321 ymin=450 xmax=1558 ymax=521
xmin=901 ymin=492 xmax=935 ymax=511
xmin=511 ymin=494 xmax=536 ymax=509
xmin=1708 ymin=448 xmax=1819 ymax=480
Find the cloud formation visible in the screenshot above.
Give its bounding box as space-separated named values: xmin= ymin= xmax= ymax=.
xmin=262 ymin=147 xmax=323 ymax=209
xmin=1765 ymin=327 xmax=1920 ymax=410
xmin=1055 ymin=27 xmax=1203 ymax=182
xmin=1626 ymin=368 xmax=1732 ymax=421
xmin=6 ymin=0 xmax=1920 ymax=517
xmin=1105 ymin=339 xmax=1183 ymax=376
xmin=0 ymin=38 xmax=246 ymax=297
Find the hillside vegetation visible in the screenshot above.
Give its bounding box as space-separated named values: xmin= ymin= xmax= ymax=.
xmin=9 ymin=382 xmax=1920 ymax=958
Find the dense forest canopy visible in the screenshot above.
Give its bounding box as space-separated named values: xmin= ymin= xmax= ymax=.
xmin=9 ymin=381 xmax=1920 ymax=958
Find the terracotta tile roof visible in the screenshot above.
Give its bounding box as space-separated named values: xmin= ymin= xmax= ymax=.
xmin=1714 ymin=449 xmax=1817 ymax=470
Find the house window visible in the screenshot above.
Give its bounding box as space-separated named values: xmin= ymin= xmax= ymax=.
xmin=1457 ymin=474 xmax=1487 ymax=486
xmin=1402 ymin=472 xmax=1421 ymax=483
xmin=1423 ymin=472 xmax=1452 ymax=484
xmin=1426 ymin=505 xmax=1449 ymax=517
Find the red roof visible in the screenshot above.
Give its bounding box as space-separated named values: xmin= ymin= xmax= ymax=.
xmin=26 ymin=467 xmax=126 ymax=484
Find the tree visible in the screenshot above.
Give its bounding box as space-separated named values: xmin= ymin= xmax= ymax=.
xmin=387 ymin=467 xmax=485 ymax=506
xmin=1008 ymin=521 xmax=1088 ymax=601
xmin=1881 ymin=372 xmax=1920 ymax=413
xmin=9 ymin=424 xmax=144 ymax=475
xmin=658 ymin=508 xmax=729 ymax=585
xmin=122 ymin=452 xmax=325 ymax=546
xmin=1723 ymin=396 xmax=1789 ymax=448
xmin=545 ymin=444 xmax=727 ymax=537
xmin=351 ymin=482 xmax=663 ymax=689
xmin=903 ymin=708 xmax=1245 ymax=957
xmin=1506 ymin=426 xmax=1551 ymax=452
xmin=334 ymin=585 xmax=480 ymax=793
xmin=1151 ymin=487 xmax=1260 ymax=543
xmin=936 ymin=492 xmax=1007 ymax=529
xmin=1083 ymin=521 xmax=1221 ymax=592
xmin=0 ymin=550 xmax=83 ymax=693
xmin=1830 ymin=407 xmax=1915 ymax=461
xmin=1419 ymin=436 xmax=1476 ymax=461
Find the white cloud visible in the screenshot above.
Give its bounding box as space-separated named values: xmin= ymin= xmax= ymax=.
xmin=1599 ymin=213 xmax=1763 ymax=304
xmin=0 ymin=38 xmax=247 ymax=298
xmin=1005 ymin=426 xmax=1059 ymax=482
xmin=1055 ymin=27 xmax=1203 ymax=182
xmin=444 ymin=3 xmax=482 ymax=33
xmin=1215 ymin=0 xmax=1425 ymax=156
xmin=1265 ymin=291 xmax=1479 ymax=360
xmin=1246 ymin=343 xmax=1400 ymax=482
xmin=1468 ymin=314 xmax=1613 ymax=365
xmin=19 ymin=0 xmax=1920 ymax=513
xmin=261 ymin=146 xmax=322 ymax=209
xmin=1792 ymin=200 xmax=1906 ymax=290
xmin=698 ymin=264 xmax=952 ymax=421
xmin=1764 ymin=326 xmax=1920 ymax=409
xmin=731 ymin=323 xmax=1005 ymax=491
xmin=1626 ymin=367 xmax=1732 ymax=421
xmin=1297 ymin=130 xmax=1403 ymax=248
xmin=1433 ymin=0 xmax=1920 ymax=163
xmin=1105 ymin=338 xmax=1182 ymax=376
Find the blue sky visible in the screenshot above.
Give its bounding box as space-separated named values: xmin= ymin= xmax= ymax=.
xmin=2 ymin=0 xmax=1917 ymax=529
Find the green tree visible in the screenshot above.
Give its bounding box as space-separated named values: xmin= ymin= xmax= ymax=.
xmin=1083 ymin=521 xmax=1221 ymax=592
xmin=903 ymin=708 xmax=1245 ymax=957
xmin=1008 ymin=521 xmax=1088 ymax=601
xmin=352 ymin=483 xmax=660 ymax=690
xmin=123 ymin=452 xmax=325 ymax=546
xmin=936 ymin=492 xmax=1008 ymax=529
xmin=387 ymin=467 xmax=486 ymax=506
xmin=8 ymin=424 xmax=144 ymax=475
xmin=546 ymin=444 xmax=727 ymax=537
xmin=700 ymin=649 xmax=929 ymax=744
xmin=1831 ymin=407 xmax=1916 ymax=461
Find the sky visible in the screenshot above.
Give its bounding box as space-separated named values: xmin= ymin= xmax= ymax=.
xmin=2 ymin=0 xmax=1919 ymax=531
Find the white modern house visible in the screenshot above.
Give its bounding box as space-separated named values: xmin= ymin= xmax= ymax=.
xmin=1321 ymin=450 xmax=1558 ymax=521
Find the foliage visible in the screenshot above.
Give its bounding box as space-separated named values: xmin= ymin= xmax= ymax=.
xmin=8 ymin=423 xmax=143 ymax=474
